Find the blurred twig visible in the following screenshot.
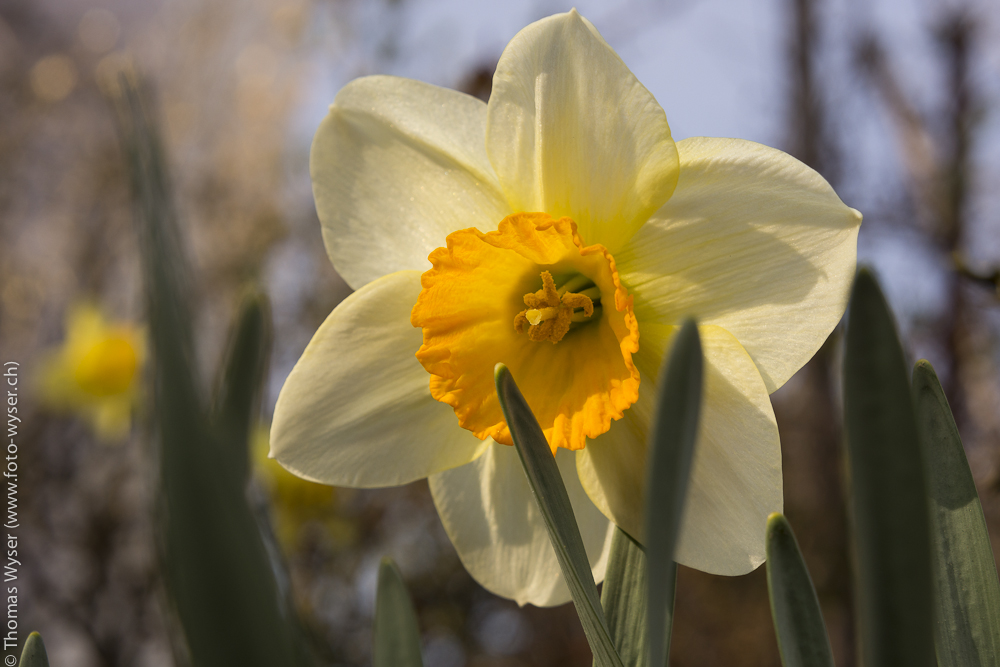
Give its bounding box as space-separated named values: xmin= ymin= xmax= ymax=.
xmin=952 ymin=254 xmax=1000 ymax=298
xmin=855 ymin=33 xmax=940 ymax=232
xmin=787 ymin=0 xmax=837 ymax=178
xmin=855 ymin=12 xmax=996 ymax=439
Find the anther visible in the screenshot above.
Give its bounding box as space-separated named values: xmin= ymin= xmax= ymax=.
xmin=526 ymin=307 xmax=560 ymax=325
xmin=514 ymin=271 xmax=598 ymax=343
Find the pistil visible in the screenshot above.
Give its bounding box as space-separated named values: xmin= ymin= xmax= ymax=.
xmin=514 ymin=271 xmax=599 ymax=343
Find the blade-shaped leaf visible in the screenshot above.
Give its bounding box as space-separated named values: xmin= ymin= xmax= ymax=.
xmin=912 ymin=360 xmax=1000 ymax=666
xmin=765 ymin=513 xmax=835 ymax=667
xmin=495 ymin=364 xmax=624 ymax=667
xmin=212 ymin=289 xmax=272 ymax=483
xmin=843 ymin=269 xmax=934 ymax=667
xmin=600 ymin=527 xmax=652 ymax=667
xmin=113 ymin=75 xmax=309 ymax=667
xmin=374 ymin=557 xmax=424 ymax=667
xmin=20 ymin=632 xmax=49 ymax=667
xmin=646 ymin=319 xmax=702 ymax=667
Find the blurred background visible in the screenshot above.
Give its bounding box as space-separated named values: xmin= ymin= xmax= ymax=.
xmin=1 ymin=0 xmax=999 ymax=664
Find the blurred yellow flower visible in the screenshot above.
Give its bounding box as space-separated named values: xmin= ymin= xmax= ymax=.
xmin=251 ymin=426 xmax=354 ymax=551
xmin=272 ymin=10 xmax=861 ymax=606
xmin=38 ymin=303 xmax=145 ymax=440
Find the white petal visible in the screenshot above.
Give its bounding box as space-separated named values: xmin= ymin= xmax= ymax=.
xmin=312 ymin=75 xmax=511 ymax=290
xmin=430 ymin=442 xmax=613 ymax=607
xmin=577 ymin=324 xmax=782 ymax=575
xmin=618 ymin=137 xmax=861 ymax=392
xmin=486 ymin=10 xmax=678 ymax=253
xmin=271 ymin=270 xmax=489 ymax=487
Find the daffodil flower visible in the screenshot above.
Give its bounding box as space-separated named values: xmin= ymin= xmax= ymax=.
xmin=38 ymin=303 xmax=145 ymax=440
xmin=272 ymin=10 xmax=860 ymax=606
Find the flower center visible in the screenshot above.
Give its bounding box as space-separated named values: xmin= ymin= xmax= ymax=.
xmin=514 ymin=271 xmax=600 ymax=343
xmin=411 ymin=212 xmax=640 ymax=452
xmin=73 ymin=336 xmax=138 ymax=397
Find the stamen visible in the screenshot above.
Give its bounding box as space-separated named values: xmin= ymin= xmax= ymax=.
xmin=571 ymin=305 xmax=602 ymax=323
xmin=514 ymin=271 xmax=599 ymax=343
xmin=526 ymin=307 xmax=559 ymax=325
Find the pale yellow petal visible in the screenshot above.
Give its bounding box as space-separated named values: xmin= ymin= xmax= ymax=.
xmin=271 ymin=270 xmax=489 ymax=487
xmin=486 ymin=10 xmax=678 ymax=253
xmin=618 ymin=137 xmax=861 ymax=392
xmin=575 ymin=366 xmax=653 ymax=542
xmin=577 ymin=324 xmax=781 ymax=575
xmin=430 ymin=442 xmax=614 ymax=607
xmin=312 ymin=75 xmax=511 ymax=290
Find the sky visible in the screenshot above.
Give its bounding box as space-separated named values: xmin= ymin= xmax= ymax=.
xmin=296 ymin=0 xmax=787 ymax=147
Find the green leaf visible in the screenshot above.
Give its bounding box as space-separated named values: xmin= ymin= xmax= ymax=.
xmin=600 ymin=527 xmax=651 ymax=667
xmin=373 ymin=557 xmax=424 ymax=667
xmin=113 ymin=76 xmax=310 ymax=667
xmin=765 ymin=513 xmax=835 ymax=667
xmin=842 ymin=269 xmax=934 ymax=667
xmin=20 ymin=632 xmax=49 ymax=667
xmin=912 ymin=360 xmax=1000 ymax=666
xmin=645 ymin=319 xmax=702 ymax=667
xmin=211 ymin=288 xmax=272 ymax=483
xmin=495 ymin=364 xmax=624 ymax=667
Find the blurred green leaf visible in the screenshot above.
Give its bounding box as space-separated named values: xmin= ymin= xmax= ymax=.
xmin=20 ymin=632 xmax=49 ymax=667
xmin=912 ymin=360 xmax=1000 ymax=666
xmin=646 ymin=319 xmax=702 ymax=667
xmin=843 ymin=269 xmax=934 ymax=667
xmin=374 ymin=557 xmax=424 ymax=667
xmin=601 ymin=527 xmax=650 ymax=667
xmin=495 ymin=364 xmax=624 ymax=667
xmin=765 ymin=513 xmax=835 ymax=667
xmin=113 ymin=75 xmax=310 ymax=667
xmin=212 ymin=289 xmax=272 ymax=483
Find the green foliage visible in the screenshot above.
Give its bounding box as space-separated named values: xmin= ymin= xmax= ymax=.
xmin=843 ymin=269 xmax=935 ymax=667
xmin=765 ymin=513 xmax=835 ymax=667
xmin=211 ymin=290 xmax=272 ymax=484
xmin=759 ymin=271 xmax=1000 ymax=667
xmin=373 ymin=557 xmax=424 ymax=667
xmin=645 ymin=319 xmax=702 ymax=667
xmin=495 ymin=364 xmax=625 ymax=667
xmin=601 ymin=527 xmax=651 ymax=667
xmin=20 ymin=632 xmax=49 ymax=667
xmin=113 ymin=76 xmax=310 ymax=667
xmin=913 ymin=361 xmax=1000 ymax=666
